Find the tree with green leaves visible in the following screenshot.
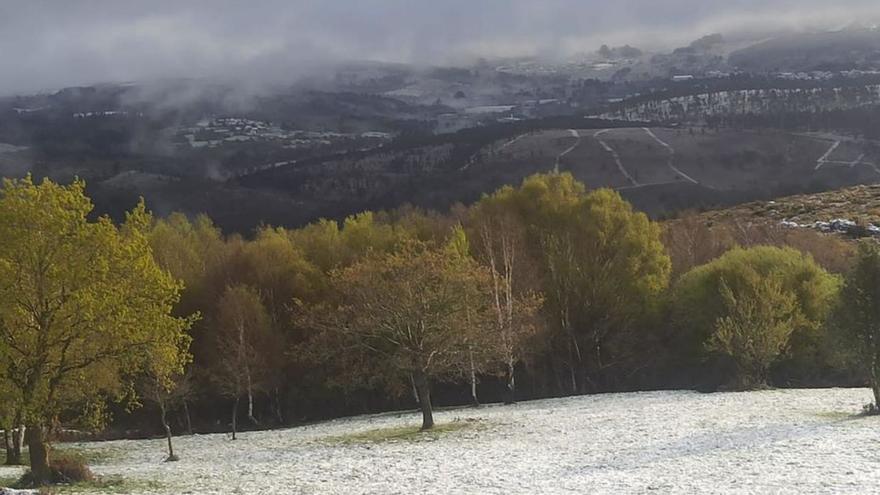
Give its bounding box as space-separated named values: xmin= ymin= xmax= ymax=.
xmin=482 ymin=173 xmax=670 ymax=394
xmin=0 ymin=177 xmax=193 ymax=485
xmin=674 ymin=246 xmax=839 ymax=390
xmin=301 ymin=241 xmax=494 ymax=430
xmin=707 ymin=274 xmax=798 ymax=389
xmin=830 ymin=241 xmax=880 ymax=409
xmin=148 ymin=213 xmax=222 ymax=436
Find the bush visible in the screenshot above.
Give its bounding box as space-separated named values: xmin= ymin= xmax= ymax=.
xmin=862 ymin=403 xmax=880 ymax=416
xmin=17 ymin=451 xmax=94 ymax=487
xmin=672 ymin=246 xmax=840 ymax=390
xmin=50 ymin=452 xmax=94 ymax=484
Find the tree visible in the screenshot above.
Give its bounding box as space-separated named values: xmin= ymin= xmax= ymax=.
xmin=301 ymin=241 xmax=494 ymax=430
xmin=0 ymin=177 xmax=193 ymax=485
xmin=444 ymin=225 xmax=484 ymax=406
xmin=148 ymin=213 xmax=223 ymax=430
xmin=662 ymin=215 xmax=855 ymax=280
xmin=149 ymin=213 xmax=224 ymax=296
xmin=566 ymin=188 xmax=670 ymax=390
xmin=212 ymin=285 xmax=273 ymax=439
xmin=138 ymin=368 xmax=192 ymax=462
xmin=469 ymin=191 xmax=543 ymax=403
xmin=0 ymin=380 xmax=24 ymax=465
xmin=707 ymin=274 xmax=798 ymax=389
xmin=831 ymin=241 xmax=880 ymax=409
xmin=662 ymin=213 xmax=735 ymax=279
xmin=237 ymin=228 xmax=319 ymax=424
xmin=673 ymin=246 xmax=839 ymax=390
xmin=490 ymin=173 xmax=670 ymax=394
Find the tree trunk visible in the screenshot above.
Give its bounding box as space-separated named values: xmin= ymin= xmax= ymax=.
xmin=593 ymin=339 xmax=603 ymax=392
xmin=247 ymin=390 xmax=258 ymax=426
xmin=26 ymin=424 xmax=51 ymax=486
xmin=504 ymin=359 xmax=517 ymax=405
xmin=6 ymin=414 xmax=24 ymax=466
xmin=246 ymin=372 xmax=260 ymax=426
xmin=231 ymin=396 xmax=240 ymax=440
xmin=469 ymin=349 xmax=479 ymax=407
xmin=273 ymin=388 xmax=284 ymax=425
xmin=11 ymin=425 xmax=23 ymax=465
xmin=413 ymin=372 xmax=434 ymax=430
xmin=159 ymin=399 xmax=178 ymax=461
xmin=409 ymin=374 xmax=420 ymax=407
xmin=871 ymin=361 xmax=880 ymax=410
xmin=182 ymin=400 xmax=193 ymax=435
xmin=3 ymin=429 xmax=11 ymax=465
xmin=567 ymin=341 xmax=579 ymax=395
xmin=5 ymin=425 xmax=22 ymax=466
xmin=873 ymin=382 xmax=880 ymax=411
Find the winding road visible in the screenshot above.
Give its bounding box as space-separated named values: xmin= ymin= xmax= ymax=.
xmin=814 ymin=140 xmax=842 ymax=170
xmin=593 ymin=129 xmax=639 ymax=187
xmin=642 ymin=128 xmax=699 ymax=184
xmin=460 ymin=133 xmax=530 ymax=172
xmin=554 ymin=129 xmax=582 ymax=173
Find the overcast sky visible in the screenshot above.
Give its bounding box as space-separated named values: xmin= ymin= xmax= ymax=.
xmin=1 ymin=0 xmax=879 ymax=95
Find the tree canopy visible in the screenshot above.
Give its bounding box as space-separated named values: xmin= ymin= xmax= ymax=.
xmin=0 ymin=176 xmax=193 ymax=484
xmin=473 ymin=173 xmax=671 ymax=393
xmin=300 ymin=240 xmax=495 ymax=429
xmin=673 ymin=246 xmax=839 ymax=389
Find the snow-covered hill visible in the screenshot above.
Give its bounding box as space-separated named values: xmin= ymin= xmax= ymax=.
xmin=2 ymin=388 xmax=878 ymax=494
xmin=601 ymin=85 xmax=880 ymax=122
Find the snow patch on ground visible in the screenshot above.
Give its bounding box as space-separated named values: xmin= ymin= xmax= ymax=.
xmin=2 ymin=388 xmax=879 ymax=494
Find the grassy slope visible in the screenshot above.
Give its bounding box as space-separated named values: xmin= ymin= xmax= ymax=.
xmin=700 ymin=183 xmax=880 ymax=226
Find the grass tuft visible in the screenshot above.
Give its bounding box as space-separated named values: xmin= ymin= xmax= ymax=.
xmin=814 ymin=411 xmax=857 ymax=420
xmin=321 ymin=418 xmax=486 ymax=444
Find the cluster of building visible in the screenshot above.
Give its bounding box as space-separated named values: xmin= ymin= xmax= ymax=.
xmin=178 ymin=118 xmax=392 ymax=150
xmin=775 ymin=70 xmax=880 ymax=81
xmin=72 ymin=110 xmax=134 ymax=118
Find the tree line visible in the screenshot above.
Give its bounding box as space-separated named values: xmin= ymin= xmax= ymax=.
xmin=2 ymin=172 xmax=880 ymax=486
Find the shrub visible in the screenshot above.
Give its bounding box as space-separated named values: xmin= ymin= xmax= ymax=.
xmin=50 ymin=452 xmax=94 ymax=484
xmin=673 ymin=246 xmax=840 ymax=389
xmin=17 ymin=451 xmax=94 ymax=487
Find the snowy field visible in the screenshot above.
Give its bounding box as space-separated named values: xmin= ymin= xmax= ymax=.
xmin=3 ymin=388 xmax=880 ymax=494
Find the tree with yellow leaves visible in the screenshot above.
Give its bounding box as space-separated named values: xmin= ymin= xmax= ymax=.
xmin=0 ymin=177 xmax=193 ymax=485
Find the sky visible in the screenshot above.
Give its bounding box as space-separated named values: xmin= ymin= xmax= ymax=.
xmin=1 ymin=0 xmax=879 ymax=95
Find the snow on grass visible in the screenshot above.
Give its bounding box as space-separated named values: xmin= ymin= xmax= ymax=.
xmin=4 ymin=388 xmax=880 ymax=494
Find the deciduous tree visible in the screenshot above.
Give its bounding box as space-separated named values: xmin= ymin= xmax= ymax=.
xmin=674 ymin=246 xmax=839 ymax=389
xmin=489 ymin=173 xmax=670 ymax=393
xmin=301 ymin=241 xmax=494 ymax=430
xmin=469 ymin=192 xmax=543 ymax=403
xmin=0 ymin=177 xmax=192 ymax=485
xmin=830 ymin=241 xmax=880 ymax=409
xmin=212 ymin=285 xmax=273 ymax=439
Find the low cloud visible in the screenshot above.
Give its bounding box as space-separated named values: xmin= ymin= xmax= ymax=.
xmin=1 ymin=0 xmax=879 ymax=95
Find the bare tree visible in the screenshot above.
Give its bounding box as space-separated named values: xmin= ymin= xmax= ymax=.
xmin=138 ymin=368 xmax=196 ymax=461
xmin=470 ymin=206 xmax=543 ymax=403
xmin=212 ymin=285 xmax=273 ymax=439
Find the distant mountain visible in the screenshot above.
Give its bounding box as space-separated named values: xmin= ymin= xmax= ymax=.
xmin=730 ymin=27 xmax=880 ymax=73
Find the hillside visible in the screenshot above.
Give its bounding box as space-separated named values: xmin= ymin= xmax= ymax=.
xmin=730 ymin=27 xmax=880 ymax=73
xmin=701 ymin=183 xmax=880 ymax=231
xmin=67 ymin=125 xmax=880 ymax=232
